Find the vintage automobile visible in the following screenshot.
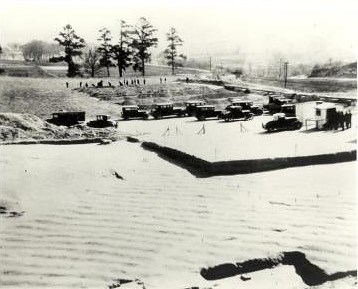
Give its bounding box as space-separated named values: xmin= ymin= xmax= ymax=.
xmin=150 ymin=103 xmax=185 ymax=119
xmin=122 ymin=105 xmax=149 ymax=120
xmin=195 ymin=105 xmax=222 ymax=120
xmin=280 ymin=103 xmax=296 ymax=117
xmin=264 ymin=95 xmax=291 ymax=114
xmin=262 ymin=113 xmax=302 ymax=132
xmin=232 ymin=100 xmax=263 ymax=115
xmin=86 ymin=115 xmax=115 ymax=128
xmin=220 ymin=105 xmax=254 ymax=121
xmin=47 ymin=111 xmax=86 ymax=127
xmin=183 ymin=100 xmax=206 ymax=116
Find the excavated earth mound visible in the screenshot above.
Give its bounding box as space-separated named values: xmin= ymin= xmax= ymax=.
xmin=0 ymin=113 xmax=121 ymax=143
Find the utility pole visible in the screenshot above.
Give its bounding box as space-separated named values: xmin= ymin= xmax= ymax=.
xmin=283 ymin=61 xmax=289 ymax=88
xmin=209 ymin=57 xmax=212 ymax=72
xmin=278 ymin=58 xmax=282 ymax=79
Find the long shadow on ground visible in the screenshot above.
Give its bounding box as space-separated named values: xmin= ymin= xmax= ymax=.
xmin=141 ymin=141 xmax=356 ymax=177
xmin=200 ymin=251 xmax=357 ymax=286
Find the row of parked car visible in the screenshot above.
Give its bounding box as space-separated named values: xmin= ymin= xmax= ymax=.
xmin=46 ymin=99 xmax=302 ymax=132
xmin=122 ymin=100 xmax=264 ymax=122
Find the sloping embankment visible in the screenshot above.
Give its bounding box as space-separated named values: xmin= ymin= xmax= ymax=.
xmin=0 ymin=113 xmax=122 ymax=144
xmin=141 ymin=141 xmax=356 ymax=177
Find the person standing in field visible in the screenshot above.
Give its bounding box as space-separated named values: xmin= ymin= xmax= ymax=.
xmin=347 ymin=111 xmax=352 ymax=129
xmin=333 ymin=111 xmax=338 ymax=130
xmin=338 ymin=111 xmax=345 ymax=131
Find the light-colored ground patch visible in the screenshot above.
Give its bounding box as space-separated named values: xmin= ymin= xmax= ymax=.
xmin=117 ymin=115 xmax=357 ymax=161
xmin=0 ymin=142 xmax=356 ymax=288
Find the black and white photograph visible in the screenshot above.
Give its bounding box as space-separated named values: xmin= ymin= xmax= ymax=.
xmin=0 ymin=0 xmax=357 ymax=288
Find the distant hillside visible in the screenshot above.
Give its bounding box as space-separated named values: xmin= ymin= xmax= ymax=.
xmin=0 ymin=62 xmax=53 ymax=78
xmin=0 ymin=59 xmax=209 ymax=78
xmin=309 ymin=62 xmax=357 ymax=78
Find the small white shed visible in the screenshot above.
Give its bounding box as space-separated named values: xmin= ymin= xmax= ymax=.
xmin=295 ymin=101 xmax=343 ymax=129
xmin=295 ymin=101 xmax=322 ymax=123
xmin=314 ymin=103 xmax=337 ymax=129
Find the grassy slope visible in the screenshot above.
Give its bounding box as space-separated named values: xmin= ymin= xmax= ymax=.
xmin=242 ymin=77 xmax=357 ymax=93
xmin=0 ymin=77 xmax=242 ymax=120
xmin=0 ymin=59 xmax=209 ymax=78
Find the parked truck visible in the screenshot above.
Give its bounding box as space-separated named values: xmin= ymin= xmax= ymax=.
xmin=47 ymin=111 xmax=85 ymax=127
xmin=195 ymin=105 xmax=223 ymax=120
xmin=151 ymin=103 xmax=185 ymax=119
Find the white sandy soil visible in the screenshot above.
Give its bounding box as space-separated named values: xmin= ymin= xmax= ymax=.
xmin=116 ymin=115 xmax=357 ymax=161
xmin=0 ymin=142 xmax=356 ymax=288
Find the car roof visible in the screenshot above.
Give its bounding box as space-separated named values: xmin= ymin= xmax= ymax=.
xmin=122 ymin=105 xmax=139 ymax=108
xmin=185 ymin=100 xmax=205 ymax=104
xmin=52 ymin=111 xmax=85 ymax=115
xmin=197 ymin=105 xmax=214 ymax=108
xmin=273 ymin=113 xmax=286 ymax=118
xmin=155 ymin=102 xmax=173 ymax=106
xmin=232 ymin=100 xmax=252 ymax=104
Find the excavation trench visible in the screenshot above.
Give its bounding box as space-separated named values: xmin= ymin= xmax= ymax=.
xmin=141 ymin=141 xmax=356 ymax=177
xmin=200 ymin=251 xmax=357 ymax=286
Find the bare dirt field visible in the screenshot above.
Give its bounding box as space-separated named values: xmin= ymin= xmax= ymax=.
xmin=1 ymin=142 xmax=356 ymax=289
xmin=0 ymin=76 xmax=357 ymax=289
xmin=0 ymin=76 xmax=243 ymax=121
xmin=118 ymin=115 xmax=357 ymax=161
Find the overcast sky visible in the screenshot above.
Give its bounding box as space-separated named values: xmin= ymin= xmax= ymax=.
xmin=0 ymin=0 xmax=357 ymax=65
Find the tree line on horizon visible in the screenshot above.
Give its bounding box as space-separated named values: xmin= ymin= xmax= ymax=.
xmin=0 ymin=17 xmax=186 ymax=78
xmin=53 ymin=17 xmax=186 ymax=78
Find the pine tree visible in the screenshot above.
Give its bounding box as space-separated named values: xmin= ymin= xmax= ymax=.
xmin=54 ymin=24 xmax=85 ymax=77
xmin=111 ymin=20 xmax=132 ymax=78
xmin=163 ymin=27 xmax=186 ymax=75
xmin=97 ymin=28 xmax=114 ymax=77
xmin=131 ymin=17 xmax=158 ymax=76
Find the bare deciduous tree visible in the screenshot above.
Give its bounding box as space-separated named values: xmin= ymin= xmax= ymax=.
xmin=83 ymin=46 xmax=101 ymax=77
